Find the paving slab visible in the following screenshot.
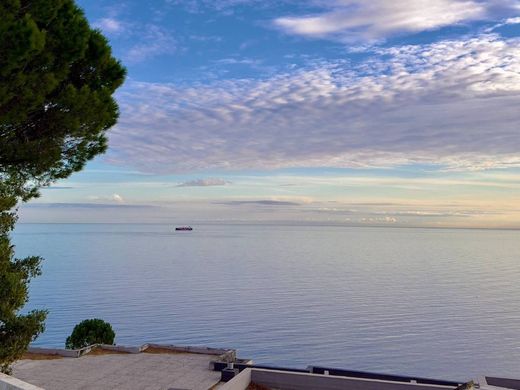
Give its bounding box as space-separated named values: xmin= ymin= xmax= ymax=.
xmin=13 ymin=351 xmax=221 ymax=390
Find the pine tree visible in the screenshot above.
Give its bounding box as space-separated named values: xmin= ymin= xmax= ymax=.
xmin=0 ymin=0 xmax=126 ymax=372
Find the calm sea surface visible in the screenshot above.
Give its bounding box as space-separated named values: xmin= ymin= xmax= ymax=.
xmin=12 ymin=223 xmax=520 ymax=381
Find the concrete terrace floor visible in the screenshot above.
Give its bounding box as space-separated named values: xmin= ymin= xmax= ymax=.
xmin=12 ymin=350 xmax=222 ymax=390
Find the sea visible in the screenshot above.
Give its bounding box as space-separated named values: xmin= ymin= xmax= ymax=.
xmin=12 ymin=223 xmax=520 ymax=381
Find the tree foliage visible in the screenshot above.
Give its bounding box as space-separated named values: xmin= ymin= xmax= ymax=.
xmin=0 ymin=0 xmax=126 ymax=191
xmin=0 ymin=0 xmax=126 ymax=373
xmin=65 ymin=319 xmax=115 ymax=349
xmin=0 ymin=181 xmax=46 ymax=374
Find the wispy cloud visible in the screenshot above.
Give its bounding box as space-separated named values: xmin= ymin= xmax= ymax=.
xmin=218 ymin=200 xmax=301 ymax=206
xmin=167 ymin=0 xmax=296 ymax=13
xmin=274 ymin=0 xmax=519 ymax=42
xmin=125 ymin=24 xmax=177 ymax=63
xmin=93 ymin=17 xmax=126 ymax=34
xmin=189 ymin=35 xmax=223 ymax=43
xmin=42 ymin=186 xmax=74 ymax=190
xmin=177 ymin=178 xmax=231 ymax=187
xmin=214 ymin=58 xmax=262 ymax=66
xmin=486 ymin=14 xmax=520 ymax=31
xmin=24 ymin=203 xmax=156 ymax=209
xmin=108 ymin=34 xmax=520 ymax=173
xmin=312 ymin=207 xmax=500 ymax=218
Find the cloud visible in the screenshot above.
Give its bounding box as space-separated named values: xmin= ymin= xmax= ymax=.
xmin=218 ymin=200 xmax=301 ymax=206
xmin=112 ymin=193 xmax=124 ymax=202
xmin=177 ymin=178 xmax=231 ymax=187
xmin=189 ymin=35 xmax=223 ymax=43
xmin=125 ymin=25 xmax=177 ymax=63
xmin=41 ymin=186 xmax=74 ymax=190
xmin=505 ymin=16 xmax=520 ymax=24
xmin=215 ymin=58 xmax=261 ymax=66
xmin=486 ymin=14 xmax=520 ymax=31
xmin=167 ymin=0 xmax=295 ymax=13
xmin=273 ymin=0 xmax=519 ymax=42
xmin=312 ymin=207 xmax=498 ymax=218
xmin=24 ymin=203 xmax=156 ymax=209
xmin=108 ymin=34 xmax=520 ymax=173
xmin=265 ymin=174 xmax=520 ymax=190
xmin=360 ymin=216 xmax=397 ymax=223
xmin=87 ymin=193 xmax=125 ymax=203
xmin=93 ymin=17 xmax=126 ymax=34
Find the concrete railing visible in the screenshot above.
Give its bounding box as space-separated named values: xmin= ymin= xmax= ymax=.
xmin=219 ymin=368 xmax=459 ymax=390
xmin=27 ymin=347 xmax=86 ymax=358
xmin=28 ymin=343 xmax=235 ymax=362
xmin=0 ymin=373 xmax=43 ymax=390
xmin=218 ymin=368 xmax=252 ymax=390
xmin=485 ymin=376 xmax=520 ymax=389
xmin=309 ymin=366 xmax=461 ymax=387
xmin=145 ymin=343 xmax=236 ymax=360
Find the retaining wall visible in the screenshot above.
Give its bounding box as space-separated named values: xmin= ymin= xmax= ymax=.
xmin=0 ymin=373 xmax=43 ymax=390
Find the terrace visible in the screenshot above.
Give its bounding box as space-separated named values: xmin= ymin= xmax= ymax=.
xmin=5 ymin=343 xmax=235 ymax=390
xmin=1 ymin=344 xmax=519 ymax=390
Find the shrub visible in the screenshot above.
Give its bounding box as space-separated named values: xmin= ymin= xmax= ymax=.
xmin=65 ymin=319 xmax=115 ymax=349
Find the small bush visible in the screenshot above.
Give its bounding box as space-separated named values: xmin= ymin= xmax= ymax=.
xmin=65 ymin=319 xmax=115 ymax=349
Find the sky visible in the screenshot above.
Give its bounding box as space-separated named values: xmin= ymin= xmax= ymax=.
xmin=20 ymin=0 xmax=520 ymax=228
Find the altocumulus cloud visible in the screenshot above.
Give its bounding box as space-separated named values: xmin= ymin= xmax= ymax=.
xmin=107 ymin=34 xmax=520 ymax=173
xmin=125 ymin=24 xmax=177 ymax=63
